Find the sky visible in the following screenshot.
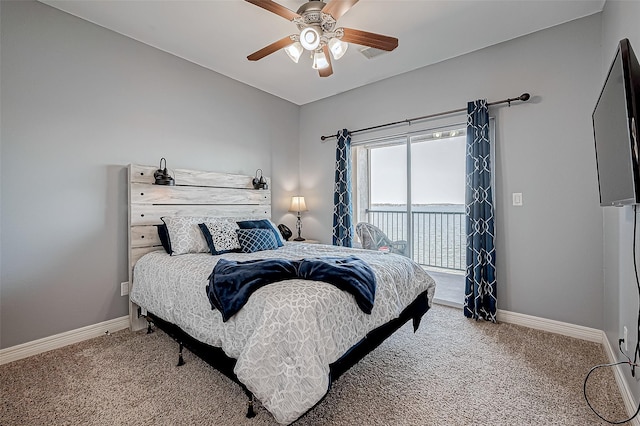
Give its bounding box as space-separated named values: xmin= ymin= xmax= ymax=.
xmin=369 ymin=135 xmax=466 ymax=205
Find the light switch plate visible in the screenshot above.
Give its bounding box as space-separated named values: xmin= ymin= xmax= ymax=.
xmin=512 ymin=193 xmax=523 ymax=206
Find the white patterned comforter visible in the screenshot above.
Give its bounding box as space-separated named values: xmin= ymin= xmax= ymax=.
xmin=130 ymin=242 xmax=435 ymax=424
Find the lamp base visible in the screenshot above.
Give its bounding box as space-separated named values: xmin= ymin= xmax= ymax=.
xmin=293 ymin=237 xmax=306 ymax=241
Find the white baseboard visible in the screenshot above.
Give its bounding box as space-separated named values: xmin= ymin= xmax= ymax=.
xmin=497 ymin=309 xmax=602 ymax=342
xmin=0 ymin=316 xmax=129 ymax=365
xmin=601 ymin=330 xmax=640 ymax=426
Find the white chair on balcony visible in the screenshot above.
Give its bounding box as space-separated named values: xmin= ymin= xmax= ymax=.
xmin=355 ymin=222 xmax=407 ymax=256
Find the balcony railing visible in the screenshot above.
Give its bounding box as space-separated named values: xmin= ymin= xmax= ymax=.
xmin=365 ymin=209 xmax=466 ymax=271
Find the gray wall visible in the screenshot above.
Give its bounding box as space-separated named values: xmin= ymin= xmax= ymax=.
xmin=601 ymin=0 xmax=640 ymax=401
xmin=299 ymin=14 xmax=604 ymax=329
xmin=1 ymin=1 xmax=627 ymax=350
xmin=0 ymin=1 xmax=300 ymax=349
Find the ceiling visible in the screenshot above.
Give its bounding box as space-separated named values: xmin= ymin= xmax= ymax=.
xmin=40 ymin=0 xmax=605 ymax=106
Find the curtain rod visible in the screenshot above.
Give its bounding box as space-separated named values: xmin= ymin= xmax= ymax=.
xmin=320 ymin=93 xmax=531 ymax=141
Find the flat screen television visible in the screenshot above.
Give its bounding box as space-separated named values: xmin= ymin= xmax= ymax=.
xmin=593 ymin=38 xmax=640 ymax=206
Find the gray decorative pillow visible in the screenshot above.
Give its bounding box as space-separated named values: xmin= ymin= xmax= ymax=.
xmin=199 ymin=220 xmax=241 ymax=255
xmin=161 ymin=216 xmax=211 ymax=255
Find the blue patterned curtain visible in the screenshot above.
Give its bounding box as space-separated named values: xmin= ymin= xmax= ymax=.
xmin=464 ymin=100 xmax=497 ymax=322
xmin=333 ymin=129 xmax=354 ymax=247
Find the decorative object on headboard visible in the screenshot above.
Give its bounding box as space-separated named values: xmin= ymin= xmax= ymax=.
xmin=154 ymin=158 xmax=175 ymax=186
xmin=252 ymin=169 xmax=268 ymax=190
xmin=289 ymin=196 xmax=308 ymax=241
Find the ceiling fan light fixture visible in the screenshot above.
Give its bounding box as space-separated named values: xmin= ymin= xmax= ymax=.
xmin=284 ymin=42 xmax=303 ymax=63
xmin=300 ymin=27 xmax=320 ymax=51
xmin=244 ymin=0 xmax=398 ymax=78
xmin=328 ymin=37 xmax=348 ymax=60
xmin=312 ymin=50 xmax=330 ymax=70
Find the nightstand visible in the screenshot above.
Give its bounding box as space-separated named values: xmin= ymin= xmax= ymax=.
xmin=287 ymin=239 xmax=320 ymax=244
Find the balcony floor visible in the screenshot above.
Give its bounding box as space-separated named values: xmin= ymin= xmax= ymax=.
xmin=424 ymin=267 xmax=465 ymax=308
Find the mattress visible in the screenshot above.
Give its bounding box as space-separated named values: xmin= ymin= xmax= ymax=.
xmin=130 ymin=242 xmax=435 ymax=424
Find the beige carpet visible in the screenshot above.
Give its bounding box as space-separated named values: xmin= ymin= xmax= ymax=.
xmin=0 ymin=304 xmax=628 ymax=425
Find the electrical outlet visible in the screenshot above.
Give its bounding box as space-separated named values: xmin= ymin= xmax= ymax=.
xmin=624 ymin=326 xmax=629 ymax=351
xmin=120 ymin=281 xmax=129 ymax=297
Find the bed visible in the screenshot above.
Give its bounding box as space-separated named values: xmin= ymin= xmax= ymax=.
xmin=127 ymin=164 xmax=436 ymax=425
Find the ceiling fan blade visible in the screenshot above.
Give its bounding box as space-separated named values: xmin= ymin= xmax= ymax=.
xmin=319 ymin=45 xmax=333 ymax=77
xmin=322 ymin=0 xmax=359 ymax=21
xmin=247 ymin=36 xmax=294 ymax=61
xmin=245 ymin=0 xmax=301 ymax=21
xmin=341 ymin=27 xmax=398 ymax=51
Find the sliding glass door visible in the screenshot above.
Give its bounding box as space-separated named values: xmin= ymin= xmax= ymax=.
xmin=362 ymin=138 xmax=408 ymax=248
xmin=353 ymin=126 xmax=466 ymax=269
xmin=410 ymin=130 xmax=466 ymax=269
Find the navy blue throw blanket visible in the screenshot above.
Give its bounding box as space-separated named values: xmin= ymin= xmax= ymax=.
xmin=207 ymin=256 xmax=376 ymax=322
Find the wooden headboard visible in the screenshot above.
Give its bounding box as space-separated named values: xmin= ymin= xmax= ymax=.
xmin=127 ymin=164 xmax=271 ymax=330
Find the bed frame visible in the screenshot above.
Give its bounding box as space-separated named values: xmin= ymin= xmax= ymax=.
xmin=127 ymin=163 xmax=431 ymax=420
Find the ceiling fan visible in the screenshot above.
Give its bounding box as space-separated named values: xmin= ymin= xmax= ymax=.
xmin=245 ymin=0 xmax=399 ymax=77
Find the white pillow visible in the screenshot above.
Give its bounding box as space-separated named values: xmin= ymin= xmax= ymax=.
xmin=161 ymin=216 xmax=211 ymax=255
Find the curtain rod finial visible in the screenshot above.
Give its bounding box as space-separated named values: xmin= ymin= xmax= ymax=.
xmin=520 ymin=93 xmax=530 ymax=101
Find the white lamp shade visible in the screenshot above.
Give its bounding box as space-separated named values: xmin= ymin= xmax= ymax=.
xmin=300 ymin=27 xmax=320 ymax=51
xmin=312 ymin=50 xmax=330 ymax=70
xmin=289 ymin=196 xmax=308 ymax=212
xmin=328 ymin=38 xmax=348 ymax=60
xmin=284 ymin=42 xmax=303 ymax=63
